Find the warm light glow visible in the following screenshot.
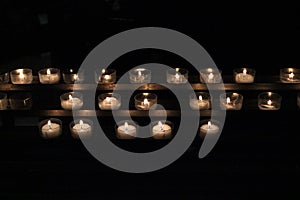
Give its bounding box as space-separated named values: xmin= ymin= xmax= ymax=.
xmin=19 ymin=71 xmax=25 ymax=79
xmin=105 ymin=97 xmax=111 ymax=103
xmin=208 ymin=73 xmax=214 ymax=80
xmin=79 ymin=120 xmax=83 ymax=129
xmin=143 ymin=93 xmax=149 ymax=96
xmin=208 ymin=121 xmax=211 ymax=129
xmin=289 ymin=72 xmax=294 ymax=79
xmin=158 ymin=121 xmax=163 ymax=130
xmin=124 ymin=122 xmax=129 ymax=131
xmin=226 ymin=97 xmax=231 ymax=104
xmin=47 ymin=69 xmax=51 ymax=75
xmin=102 ymin=69 xmax=106 ymax=74
xmin=243 ymin=69 xmax=247 ymax=74
xmin=207 ymin=68 xmax=213 ymax=73
xmin=175 ymin=68 xmax=180 ymax=72
xmin=104 ymin=75 xmax=111 ymax=80
xmin=138 ymin=71 xmax=142 ymax=77
xmin=143 ymin=98 xmax=149 ymax=106
xmin=74 ymin=74 xmax=78 ymax=80
xmin=175 ymin=73 xmax=180 ymax=80
xmin=47 ymin=120 xmax=52 ymax=128
xmin=199 ymin=95 xmax=203 ymax=101
xmin=268 ymin=92 xmax=272 ymax=97
xmin=70 ymin=69 xmax=73 ymax=73
xmin=288 ymin=68 xmax=293 ymax=73
xmin=68 ymin=95 xmax=73 ymax=101
xmin=267 ymin=100 xmax=272 ymax=105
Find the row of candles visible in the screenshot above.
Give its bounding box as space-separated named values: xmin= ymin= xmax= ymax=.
xmin=1 ymin=91 xmax=297 ymax=111
xmin=1 ymin=67 xmax=300 ymax=84
xmin=39 ymin=118 xmax=173 ymax=139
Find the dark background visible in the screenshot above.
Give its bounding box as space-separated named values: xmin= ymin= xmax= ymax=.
xmin=0 ymin=1 xmax=299 ymax=199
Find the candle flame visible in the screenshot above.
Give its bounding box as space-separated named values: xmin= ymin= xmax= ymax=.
xmin=47 ymin=120 xmax=52 ymax=129
xmin=74 ymin=74 xmax=78 ymax=80
xmin=267 ymin=100 xmax=272 ymax=105
xmin=268 ymin=92 xmax=272 ymax=97
xmin=199 ymin=95 xmax=203 ymax=101
xmin=102 ymin=69 xmax=106 ymax=74
xmin=79 ymin=120 xmax=83 ymax=125
xmin=68 ymin=94 xmax=73 ymax=101
xmin=143 ymin=98 xmax=149 ymax=106
xmin=19 ymin=71 xmax=25 ymax=79
xmin=175 ymin=68 xmax=180 ymax=72
xmin=226 ymin=97 xmax=231 ymax=104
xmin=243 ymin=68 xmax=247 ymax=74
xmin=208 ymin=121 xmax=211 ymax=129
xmin=138 ymin=70 xmax=142 ymax=77
xmin=288 ymin=68 xmax=293 ymax=73
xmin=105 ymin=97 xmax=111 ymax=103
xmin=47 ymin=69 xmax=51 ymax=75
xmin=207 ymin=68 xmax=213 ymax=73
xmin=104 ymin=75 xmax=110 ymax=80
xmin=289 ymin=72 xmax=294 ymax=79
xmin=70 ymin=69 xmax=73 ymax=73
xmin=158 ymin=121 xmax=163 ymax=131
xmin=124 ymin=122 xmax=128 ymax=131
xmin=208 ymin=72 xmax=214 ymax=80
xmin=175 ymin=73 xmax=180 ymax=79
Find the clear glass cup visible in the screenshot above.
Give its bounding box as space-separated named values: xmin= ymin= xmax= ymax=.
xmin=69 ymin=119 xmax=93 ymax=139
xmin=200 ymin=68 xmax=222 ymax=83
xmin=95 ymin=68 xmax=116 ymax=84
xmin=0 ymin=72 xmax=9 ymax=84
xmin=151 ymin=120 xmax=174 ymax=139
xmin=60 ymin=92 xmax=83 ymax=110
xmin=129 ymin=68 xmax=151 ymax=83
xmin=39 ymin=118 xmax=62 ymax=139
xmin=0 ymin=93 xmax=8 ymax=110
xmin=280 ymin=68 xmax=300 ymax=83
xmin=38 ymin=68 xmax=61 ymax=84
xmin=166 ymin=68 xmax=188 ymax=84
xmin=189 ymin=92 xmax=211 ymax=110
xmin=234 ymin=68 xmax=256 ymax=83
xmin=134 ymin=93 xmax=157 ymax=110
xmin=258 ymin=92 xmax=282 ymax=110
xmin=10 ymin=68 xmax=33 ymax=84
xmin=220 ymin=92 xmax=243 ymax=110
xmin=115 ymin=120 xmax=138 ymax=139
xmin=62 ymin=68 xmax=84 ymax=83
xmin=9 ymin=92 xmax=33 ymax=110
xmin=98 ymin=93 xmax=121 ymax=110
xmin=199 ymin=119 xmax=221 ymax=138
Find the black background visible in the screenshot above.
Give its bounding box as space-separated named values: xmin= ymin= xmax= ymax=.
xmin=0 ymin=1 xmax=299 ymax=199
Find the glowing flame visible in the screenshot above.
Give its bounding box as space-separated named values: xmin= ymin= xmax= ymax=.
xmin=19 ymin=71 xmax=25 ymax=79
xmin=199 ymin=95 xmax=203 ymax=101
xmin=143 ymin=98 xmax=149 ymax=106
xmin=243 ymin=68 xmax=247 ymax=74
xmin=268 ymin=92 xmax=272 ymax=97
xmin=102 ymin=69 xmax=106 ymax=74
xmin=158 ymin=121 xmax=163 ymax=130
xmin=289 ymin=72 xmax=294 ymax=79
xmin=138 ymin=70 xmax=142 ymax=77
xmin=70 ymin=69 xmax=73 ymax=73
xmin=47 ymin=69 xmax=51 ymax=75
xmin=74 ymin=74 xmax=78 ymax=80
xmin=175 ymin=68 xmax=180 ymax=72
xmin=79 ymin=120 xmax=83 ymax=129
xmin=208 ymin=121 xmax=211 ymax=129
xmin=47 ymin=120 xmax=52 ymax=129
xmin=267 ymin=100 xmax=272 ymax=105
xmin=105 ymin=97 xmax=111 ymax=103
xmin=104 ymin=75 xmax=111 ymax=80
xmin=68 ymin=95 xmax=73 ymax=101
xmin=208 ymin=73 xmax=214 ymax=80
xmin=175 ymin=73 xmax=180 ymax=80
xmin=226 ymin=97 xmax=231 ymax=104
xmin=124 ymin=122 xmax=129 ymax=131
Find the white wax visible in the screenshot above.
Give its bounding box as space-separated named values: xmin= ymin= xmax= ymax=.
xmin=189 ymin=99 xmax=210 ymax=110
xmin=72 ymin=123 xmax=92 ymax=138
xmin=259 ymin=103 xmax=279 ymax=110
xmin=39 ymin=74 xmax=60 ymax=84
xmin=117 ymin=124 xmax=136 ymax=139
xmin=200 ymin=123 xmax=220 ymax=135
xmin=98 ymin=97 xmax=121 ymax=110
xmin=41 ymin=123 xmax=61 ymax=138
xmin=61 ymin=97 xmax=83 ymax=110
xmin=235 ymin=73 xmax=254 ymax=83
xmin=152 ymin=123 xmax=172 ymax=139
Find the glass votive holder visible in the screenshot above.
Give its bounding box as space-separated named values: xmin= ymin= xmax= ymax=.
xmin=10 ymin=68 xmax=33 ymax=84
xmin=166 ymin=68 xmax=188 ymax=84
xmin=129 ymin=68 xmax=151 ymax=83
xmin=0 ymin=72 xmax=9 ymax=84
xmin=200 ymin=68 xmax=222 ymax=83
xmin=38 ymin=68 xmax=61 ymax=84
xmin=60 ymin=92 xmax=83 ymax=110
xmin=0 ymin=93 xmax=8 ymax=110
xmin=69 ymin=119 xmax=93 ymax=139
xmin=234 ymin=68 xmax=256 ymax=83
xmin=199 ymin=119 xmax=221 ymax=138
xmin=220 ymin=92 xmax=243 ymax=110
xmin=98 ymin=92 xmax=121 ymax=110
xmin=115 ymin=120 xmax=138 ymax=139
xmin=151 ymin=120 xmax=173 ymax=139
xmin=189 ymin=92 xmax=211 ymax=110
xmin=280 ymin=68 xmax=300 ymax=83
xmin=62 ymin=68 xmax=84 ymax=84
xmin=95 ymin=68 xmax=116 ymax=84
xmin=39 ymin=118 xmax=62 ymax=139
xmin=9 ymin=93 xmax=33 ymax=110
xmin=134 ymin=93 xmax=158 ymax=110
xmin=258 ymin=92 xmax=282 ymax=110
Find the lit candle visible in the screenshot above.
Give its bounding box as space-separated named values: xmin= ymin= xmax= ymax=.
xmin=10 ymin=69 xmax=33 ymax=84
xmin=235 ymin=68 xmax=255 ymax=83
xmin=280 ymin=68 xmax=300 ymax=83
xmin=152 ymin=121 xmax=172 ymax=139
xmin=117 ymin=121 xmax=136 ymax=139
xmin=189 ymin=95 xmax=210 ymax=110
xmin=258 ymin=92 xmax=281 ymax=110
xmin=61 ymin=94 xmax=83 ymax=110
xmin=224 ymin=97 xmax=235 ymax=109
xmin=71 ymin=120 xmax=92 ymax=138
xmin=41 ymin=120 xmax=62 ymax=138
xmin=200 ymin=121 xmax=220 ymax=137
xmin=0 ymin=93 xmax=8 ymax=110
xmin=167 ymin=68 xmax=188 ymax=84
xmin=38 ymin=68 xmax=60 ymax=84
xmin=98 ymin=96 xmax=121 ymax=110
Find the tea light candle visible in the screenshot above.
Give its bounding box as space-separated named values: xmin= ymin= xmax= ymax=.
xmin=234 ymin=68 xmax=255 ymax=83
xmin=38 ymin=68 xmax=60 ymax=84
xmin=62 ymin=68 xmax=84 ymax=83
xmin=258 ymin=92 xmax=281 ymax=110
xmin=9 ymin=92 xmax=32 ymax=110
xmin=60 ymin=92 xmax=83 ymax=110
xmin=40 ymin=119 xmax=62 ymax=139
xmin=280 ymin=68 xmax=300 ymax=83
xmin=70 ymin=119 xmax=92 ymax=139
xmin=200 ymin=68 xmax=222 ymax=83
xmin=189 ymin=92 xmax=211 ymax=110
xmin=200 ymin=121 xmax=220 ymax=138
xmin=95 ymin=68 xmax=116 ymax=84
xmin=166 ymin=68 xmax=188 ymax=84
xmin=98 ymin=93 xmax=121 ymax=110
xmin=220 ymin=92 xmax=243 ymax=110
xmin=0 ymin=93 xmax=8 ymax=110
xmin=129 ymin=68 xmax=151 ymax=83
xmin=117 ymin=121 xmax=137 ymax=139
xmin=0 ymin=72 xmax=9 ymax=84
xmin=10 ymin=69 xmax=33 ymax=84
xmin=134 ymin=93 xmax=157 ymax=110
xmin=152 ymin=121 xmax=172 ymax=139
